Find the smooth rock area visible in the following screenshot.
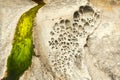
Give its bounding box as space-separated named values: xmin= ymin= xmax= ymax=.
xmin=0 ymin=0 xmax=120 ymax=80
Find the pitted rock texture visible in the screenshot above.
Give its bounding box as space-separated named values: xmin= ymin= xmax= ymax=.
xmin=27 ymin=0 xmax=101 ymax=80
xmin=85 ymin=1 xmax=120 ymax=79
xmin=1 ymin=0 xmax=120 ymax=80
xmin=47 ymin=4 xmax=101 ymax=78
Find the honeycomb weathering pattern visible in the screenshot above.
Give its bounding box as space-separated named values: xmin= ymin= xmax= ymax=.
xmin=47 ymin=4 xmax=101 ymax=78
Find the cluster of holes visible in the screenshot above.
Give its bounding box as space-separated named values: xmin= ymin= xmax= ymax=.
xmin=74 ymin=5 xmax=100 ymax=33
xmin=48 ymin=5 xmax=100 ymax=76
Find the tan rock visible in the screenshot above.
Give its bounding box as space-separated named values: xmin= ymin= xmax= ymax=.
xmin=1 ymin=0 xmax=120 ymax=80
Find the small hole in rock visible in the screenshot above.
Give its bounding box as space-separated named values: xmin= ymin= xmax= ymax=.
xmin=83 ymin=5 xmax=94 ymax=13
xmin=73 ymin=11 xmax=80 ymax=19
xmin=60 ymin=19 xmax=65 ymax=24
xmin=79 ymin=6 xmax=84 ymax=14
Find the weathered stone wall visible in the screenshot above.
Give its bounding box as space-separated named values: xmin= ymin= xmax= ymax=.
xmin=1 ymin=0 xmax=120 ymax=80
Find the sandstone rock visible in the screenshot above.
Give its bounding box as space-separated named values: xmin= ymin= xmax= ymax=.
xmin=1 ymin=0 xmax=120 ymax=80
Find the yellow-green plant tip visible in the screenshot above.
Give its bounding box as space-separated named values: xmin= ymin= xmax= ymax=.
xmin=4 ymin=3 xmax=45 ymax=80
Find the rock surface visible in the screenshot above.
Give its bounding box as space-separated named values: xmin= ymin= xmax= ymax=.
xmin=1 ymin=0 xmax=120 ymax=80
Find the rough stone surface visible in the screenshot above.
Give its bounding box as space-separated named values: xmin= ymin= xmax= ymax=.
xmin=1 ymin=0 xmax=120 ymax=80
